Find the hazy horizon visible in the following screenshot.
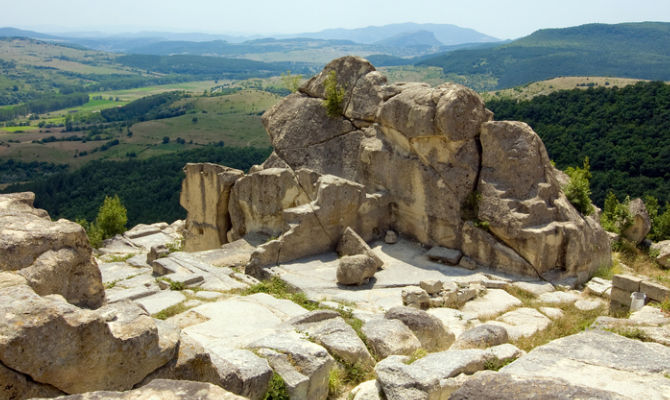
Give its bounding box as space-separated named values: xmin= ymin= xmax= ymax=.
xmin=1 ymin=0 xmax=669 ymax=40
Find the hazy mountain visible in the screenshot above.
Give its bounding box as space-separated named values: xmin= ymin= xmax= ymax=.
xmin=290 ymin=23 xmax=500 ymax=45
xmin=419 ymin=22 xmax=670 ymax=90
xmin=374 ymin=30 xmax=443 ymax=48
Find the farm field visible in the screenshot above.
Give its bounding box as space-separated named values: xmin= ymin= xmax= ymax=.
xmin=0 ymin=89 xmax=279 ymax=167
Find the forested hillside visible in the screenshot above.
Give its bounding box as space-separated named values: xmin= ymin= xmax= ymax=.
xmin=2 ymin=146 xmax=271 ymax=226
xmin=486 ymin=81 xmax=670 ymax=207
xmin=419 ymin=22 xmax=670 ymax=90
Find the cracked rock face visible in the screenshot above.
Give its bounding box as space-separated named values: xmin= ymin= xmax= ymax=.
xmin=0 ymin=192 xmax=105 ymax=308
xmin=180 ymin=56 xmax=610 ymax=284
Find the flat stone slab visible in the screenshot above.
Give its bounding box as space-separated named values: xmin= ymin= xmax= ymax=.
xmin=194 ymin=290 xmax=224 ymax=300
xmin=182 ymin=293 xmax=308 ymax=349
xmin=574 ymin=298 xmax=604 ymax=311
xmin=538 ymin=291 xmax=581 ymax=305
xmin=427 ymin=307 xmax=481 ymax=338
xmin=489 ymin=307 xmax=551 ymax=340
xmin=502 ymin=330 xmax=670 ymax=399
xmin=460 ymin=289 xmax=522 ymax=319
xmin=128 ymin=231 xmax=176 ymax=250
xmin=276 ymin=239 xmax=488 ymax=312
xmin=99 ymin=262 xmax=151 ymax=284
xmin=539 ymin=307 xmax=564 ymax=320
xmin=426 ymin=246 xmax=462 ymax=265
xmin=134 ymin=290 xmax=186 ymax=315
xmin=192 ymin=237 xmax=259 ymax=268
xmin=512 ymin=281 xmax=555 ymax=296
xmin=105 ymin=286 xmax=159 ymax=303
xmin=124 ymin=223 xmax=163 ymax=239
xmin=585 ymin=277 xmax=613 ymax=298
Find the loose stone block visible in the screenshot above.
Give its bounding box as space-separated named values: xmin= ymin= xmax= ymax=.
xmin=612 ymin=274 xmax=642 ymax=293
xmin=640 ymin=280 xmax=670 ymax=303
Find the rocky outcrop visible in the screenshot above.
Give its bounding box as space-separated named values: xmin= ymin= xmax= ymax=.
xmin=501 ymin=329 xmax=670 ymax=398
xmin=44 ymin=379 xmax=247 ymax=400
xmin=450 ymin=371 xmax=628 ymax=400
xmin=179 ymin=56 xmax=611 ymax=284
xmin=652 ymin=240 xmax=670 ymax=267
xmin=0 ymin=272 xmax=178 ymax=394
xmin=180 ymin=163 xmax=244 ymax=251
xmin=622 ymin=198 xmax=651 ymax=244
xmin=0 ymin=192 xmax=104 ymax=308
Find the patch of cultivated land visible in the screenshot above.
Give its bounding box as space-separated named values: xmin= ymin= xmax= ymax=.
xmin=0 ymin=89 xmax=278 ymax=166
xmin=482 ymin=76 xmax=652 ymax=101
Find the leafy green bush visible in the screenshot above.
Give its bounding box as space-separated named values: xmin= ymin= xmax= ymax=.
xmin=323 ymin=70 xmax=345 ymax=118
xmin=563 ymin=157 xmax=594 ymax=215
xmin=96 ymin=195 xmax=128 ymax=238
xmin=78 ymin=195 xmax=127 ymax=248
xmin=600 ymin=192 xmax=633 ymax=233
xmin=264 ymin=373 xmax=289 ymax=400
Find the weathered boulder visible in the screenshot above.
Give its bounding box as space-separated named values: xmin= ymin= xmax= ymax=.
xmin=337 ymin=254 xmax=378 ymax=285
xmin=401 ymin=286 xmax=431 ymax=309
xmin=452 ymin=324 xmax=509 ymax=350
xmin=180 ymin=163 xmax=244 ymax=251
xmin=385 ymin=306 xmax=455 ymax=351
xmin=0 ymin=274 xmax=178 ymax=394
xmin=361 ymin=318 xmax=421 ymax=359
xmin=141 ymin=332 xmax=272 ymax=400
xmin=250 ymin=333 xmax=335 ymax=400
xmin=375 ymin=344 xmax=523 ymax=400
xmin=1 ymin=360 xmax=64 ymax=400
xmin=622 ymin=198 xmax=651 ymax=244
xmin=43 ymin=379 xmax=247 ymax=400
xmin=0 ymin=192 xmax=104 ymax=308
xmin=502 ymin=330 xmax=670 ymax=398
xmin=652 ymin=240 xmax=670 ymax=267
xmin=245 ymin=172 xmax=390 ymax=277
xmin=476 ymin=121 xmax=611 ymax=283
xmin=290 ymin=310 xmax=375 ymax=367
xmin=180 ymin=56 xmax=611 ymax=285
xmin=337 ymin=226 xmax=383 ymax=269
xmin=450 ymin=371 xmax=628 ymax=400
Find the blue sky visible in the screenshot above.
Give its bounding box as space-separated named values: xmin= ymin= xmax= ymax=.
xmin=1 ymin=0 xmax=669 ymax=39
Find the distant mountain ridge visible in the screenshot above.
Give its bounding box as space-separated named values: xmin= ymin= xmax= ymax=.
xmin=290 ymin=22 xmax=500 ymax=45
xmin=419 ymin=22 xmax=670 ymax=90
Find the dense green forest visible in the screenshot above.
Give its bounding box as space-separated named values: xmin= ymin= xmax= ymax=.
xmin=0 ymin=92 xmax=89 ymax=121
xmin=116 ymin=54 xmax=314 ymax=80
xmin=486 ymin=81 xmax=670 ymax=207
xmin=419 ymin=22 xmax=670 ymax=90
xmin=100 ymin=91 xmax=190 ymax=123
xmin=2 ymin=146 xmax=271 ymax=226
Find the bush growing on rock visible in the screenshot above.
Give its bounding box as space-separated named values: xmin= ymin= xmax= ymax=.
xmin=323 ymin=70 xmax=345 ymax=118
xmin=78 ymin=195 xmax=127 ymax=247
xmin=563 ymin=157 xmax=594 ymax=216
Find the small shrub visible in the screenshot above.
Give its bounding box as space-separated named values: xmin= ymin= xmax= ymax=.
xmin=600 ymin=192 xmax=632 ymax=233
xmin=166 ymin=239 xmax=184 ymax=253
xmin=593 ymin=260 xmax=623 ymax=280
xmin=95 ymin=195 xmax=128 ymax=239
xmin=323 ymin=70 xmax=345 ymax=118
xmin=563 ymin=157 xmax=594 ymax=216
xmin=264 ymin=373 xmax=289 ymax=400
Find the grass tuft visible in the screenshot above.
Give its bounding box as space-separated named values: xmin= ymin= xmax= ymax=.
xmin=403 ymin=348 xmax=428 ymax=365
xmin=264 ymin=372 xmax=290 ymax=400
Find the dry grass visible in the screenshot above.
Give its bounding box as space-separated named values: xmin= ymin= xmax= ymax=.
xmin=513 ymin=304 xmax=605 ymax=352
xmin=613 ymin=239 xmax=670 ymax=286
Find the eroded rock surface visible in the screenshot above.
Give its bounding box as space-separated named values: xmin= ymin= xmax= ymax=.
xmin=0 ymin=273 xmax=178 ymax=394
xmin=0 ymin=192 xmax=104 ymax=308
xmin=179 ymin=56 xmax=610 ymax=285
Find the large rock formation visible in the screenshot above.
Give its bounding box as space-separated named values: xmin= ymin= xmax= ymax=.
xmin=0 ymin=272 xmax=178 ymax=394
xmin=180 ymin=56 xmax=611 ymax=284
xmin=0 ymin=192 xmax=105 ymax=308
